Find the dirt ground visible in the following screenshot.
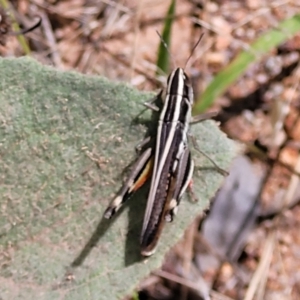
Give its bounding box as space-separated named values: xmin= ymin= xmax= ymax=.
xmin=1 ymin=0 xmax=300 ymax=299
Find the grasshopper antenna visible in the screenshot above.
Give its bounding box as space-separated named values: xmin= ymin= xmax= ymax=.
xmin=156 ymin=30 xmax=177 ymax=72
xmin=184 ymin=33 xmax=204 ymax=70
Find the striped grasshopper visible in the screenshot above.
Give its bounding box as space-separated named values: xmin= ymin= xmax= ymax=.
xmin=104 ymin=47 xmax=225 ymax=256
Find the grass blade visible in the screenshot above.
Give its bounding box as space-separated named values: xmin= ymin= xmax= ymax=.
xmin=156 ymin=0 xmax=176 ymax=76
xmin=0 ymin=0 xmax=30 ymax=54
xmin=193 ymin=14 xmax=300 ymax=114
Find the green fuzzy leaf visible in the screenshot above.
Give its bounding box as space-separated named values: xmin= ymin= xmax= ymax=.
xmin=0 ymin=57 xmax=236 ymax=299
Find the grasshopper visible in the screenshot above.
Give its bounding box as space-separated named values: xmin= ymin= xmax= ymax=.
xmin=104 ymin=38 xmax=225 ymax=256
xmin=104 ymin=69 xmax=211 ymax=256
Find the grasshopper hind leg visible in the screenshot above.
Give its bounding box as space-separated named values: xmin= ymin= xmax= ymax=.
xmin=104 ymin=147 xmax=153 ymax=219
xmin=165 ymin=148 xmax=194 ymax=222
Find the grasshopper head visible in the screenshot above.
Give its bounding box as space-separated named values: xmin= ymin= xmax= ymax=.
xmin=166 ymin=68 xmax=193 ymax=104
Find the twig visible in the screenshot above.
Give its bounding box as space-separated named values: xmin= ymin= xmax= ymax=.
xmin=39 ymin=11 xmax=63 ymax=68
xmin=180 ymin=220 xmax=198 ymax=300
xmin=244 ymin=231 xmax=275 ymax=300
